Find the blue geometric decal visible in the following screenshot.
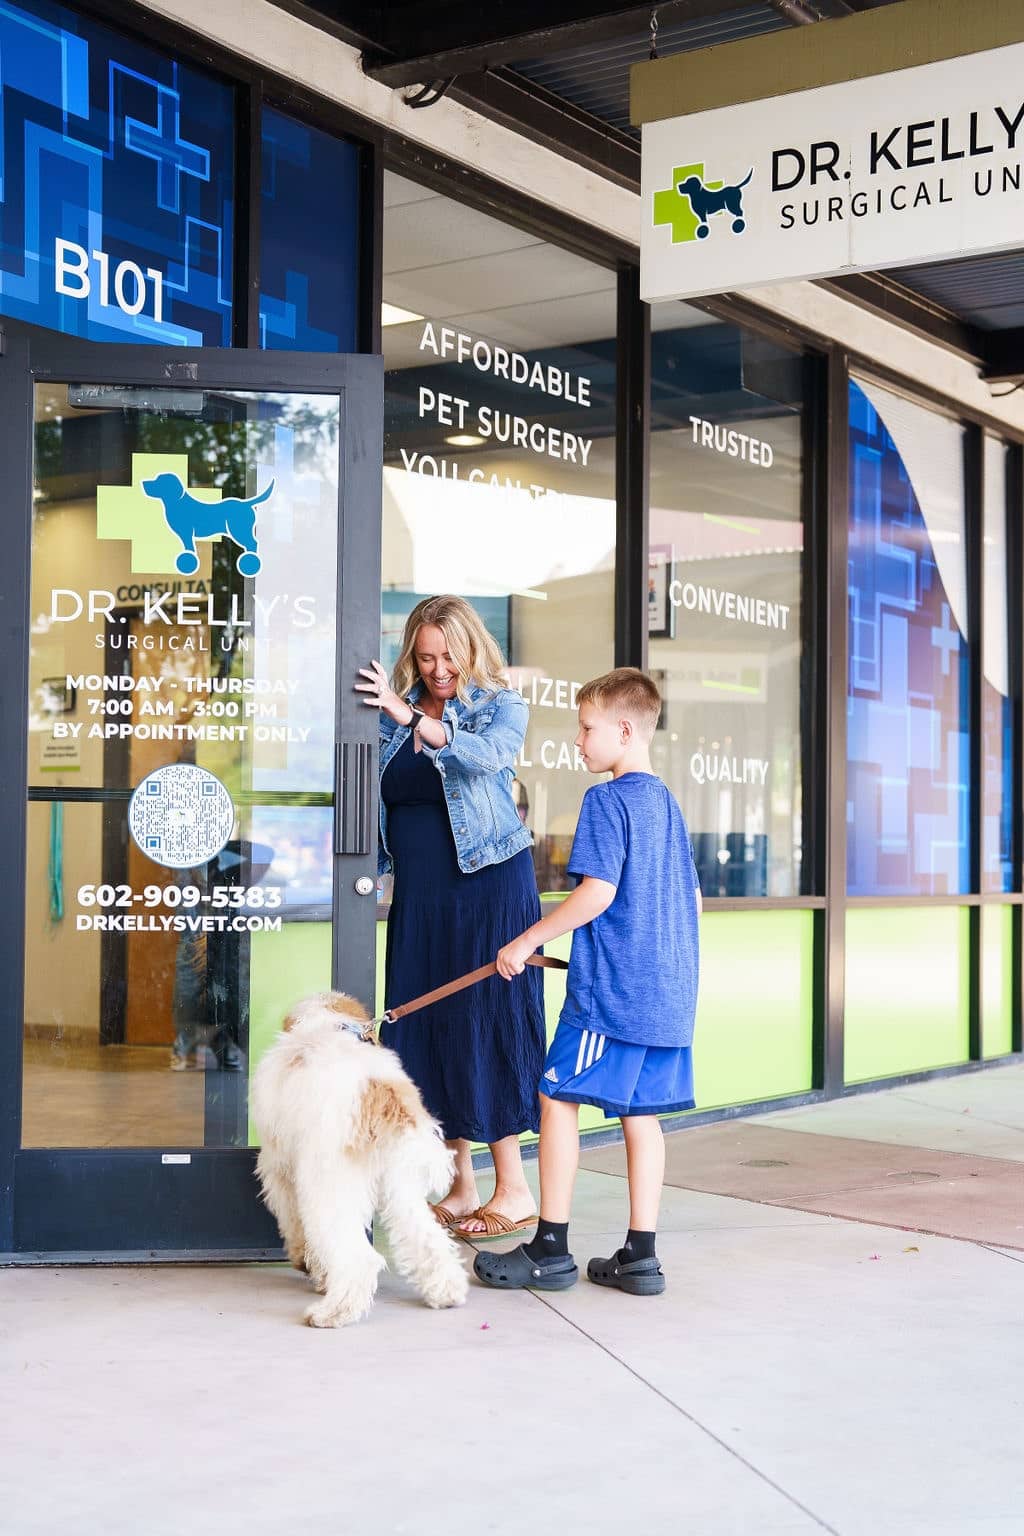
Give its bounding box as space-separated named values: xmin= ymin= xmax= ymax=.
xmin=847 ymin=380 xmax=970 ymax=895
xmin=258 ymin=107 xmax=358 ymax=352
xmin=982 ymin=678 xmax=1013 ymax=893
xmin=0 ymin=0 xmax=234 ymax=344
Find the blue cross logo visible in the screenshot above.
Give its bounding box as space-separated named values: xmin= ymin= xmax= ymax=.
xmin=125 ymin=86 xmax=209 ymax=213
xmin=930 ymin=603 xmax=961 ymax=676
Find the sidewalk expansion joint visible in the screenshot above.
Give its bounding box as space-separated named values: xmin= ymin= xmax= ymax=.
xmin=529 ymin=1290 xmax=843 ymax=1536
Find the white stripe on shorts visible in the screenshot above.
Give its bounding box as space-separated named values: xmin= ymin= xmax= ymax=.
xmin=575 ymin=1030 xmax=589 ymax=1076
xmin=595 ymin=1034 xmax=606 ymax=1061
xmin=585 ymin=1031 xmax=599 ymax=1070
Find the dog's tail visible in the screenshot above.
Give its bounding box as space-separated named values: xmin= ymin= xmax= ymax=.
xmin=250 ymin=479 xmax=276 ymax=506
xmin=737 ymin=168 xmax=754 ymax=189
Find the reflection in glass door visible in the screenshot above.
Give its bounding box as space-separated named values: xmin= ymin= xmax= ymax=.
xmin=26 ymin=383 xmax=344 ymax=1150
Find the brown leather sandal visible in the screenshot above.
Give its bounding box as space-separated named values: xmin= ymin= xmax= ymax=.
xmin=429 ymin=1203 xmax=463 ymax=1228
xmin=453 ymin=1208 xmax=538 ymax=1242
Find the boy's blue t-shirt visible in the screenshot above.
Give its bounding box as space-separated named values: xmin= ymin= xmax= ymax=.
xmin=559 ymin=773 xmax=700 ymax=1049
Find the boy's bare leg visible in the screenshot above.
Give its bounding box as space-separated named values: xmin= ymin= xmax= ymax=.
xmin=538 ymin=1095 xmax=581 ymax=1221
xmin=621 ymin=1114 xmax=665 ymax=1232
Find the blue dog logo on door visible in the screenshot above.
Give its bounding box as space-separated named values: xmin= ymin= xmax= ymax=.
xmin=141 ymin=473 xmax=274 ymax=576
xmin=676 ymin=168 xmax=753 ymax=239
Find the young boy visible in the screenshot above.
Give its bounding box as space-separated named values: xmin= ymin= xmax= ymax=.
xmin=476 ymin=667 xmax=701 ymax=1296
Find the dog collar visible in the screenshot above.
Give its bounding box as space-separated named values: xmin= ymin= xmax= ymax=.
xmin=335 ymin=1020 xmax=374 ymax=1043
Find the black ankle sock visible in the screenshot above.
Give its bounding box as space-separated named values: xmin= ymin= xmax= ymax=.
xmin=523 ymin=1219 xmax=569 ymax=1262
xmin=617 ymin=1229 xmax=656 ymax=1264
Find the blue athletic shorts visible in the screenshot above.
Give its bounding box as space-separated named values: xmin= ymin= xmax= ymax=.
xmin=539 ymin=1021 xmax=694 ymax=1117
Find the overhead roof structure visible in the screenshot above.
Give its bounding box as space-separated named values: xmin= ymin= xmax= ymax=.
xmin=273 ymin=0 xmax=1024 ymax=381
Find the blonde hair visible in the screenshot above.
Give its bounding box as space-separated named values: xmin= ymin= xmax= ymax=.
xmin=577 ymin=667 xmax=661 ymax=739
xmin=392 ymin=595 xmax=510 ymax=703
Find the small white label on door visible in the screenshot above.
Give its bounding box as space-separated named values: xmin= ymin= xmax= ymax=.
xmin=161 ymin=1154 xmax=192 ymax=1165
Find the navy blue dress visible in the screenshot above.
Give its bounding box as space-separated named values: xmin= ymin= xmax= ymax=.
xmin=381 ymin=734 xmax=545 ymax=1142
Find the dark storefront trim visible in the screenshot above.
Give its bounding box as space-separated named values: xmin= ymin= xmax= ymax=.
xmin=0 ymin=0 xmax=1019 ymax=1179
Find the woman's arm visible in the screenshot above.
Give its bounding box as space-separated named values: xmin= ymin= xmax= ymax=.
xmin=495 ymin=877 xmax=616 ymax=979
xmin=433 ymin=691 xmax=527 ymax=776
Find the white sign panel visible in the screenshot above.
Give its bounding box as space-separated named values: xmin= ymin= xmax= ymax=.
xmin=641 ymin=42 xmax=1024 ymax=303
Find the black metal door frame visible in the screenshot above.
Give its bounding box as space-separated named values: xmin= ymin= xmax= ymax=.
xmin=0 ymin=328 xmax=383 ymax=1258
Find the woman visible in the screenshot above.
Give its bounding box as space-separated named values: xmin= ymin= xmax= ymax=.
xmin=356 ymin=595 xmax=545 ymax=1239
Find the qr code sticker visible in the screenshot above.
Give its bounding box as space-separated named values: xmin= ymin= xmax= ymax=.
xmin=128 ymin=764 xmax=235 ymax=870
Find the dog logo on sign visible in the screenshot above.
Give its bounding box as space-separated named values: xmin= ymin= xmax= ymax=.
xmin=142 ymin=472 xmax=272 ymax=576
xmin=654 ymin=162 xmax=754 ymax=244
xmin=95 ymin=453 xmax=273 ymax=576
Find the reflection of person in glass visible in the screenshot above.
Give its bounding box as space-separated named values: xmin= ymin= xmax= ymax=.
xmin=357 ymin=595 xmax=545 ymax=1239
xmin=169 ymin=865 xmax=244 ymax=1073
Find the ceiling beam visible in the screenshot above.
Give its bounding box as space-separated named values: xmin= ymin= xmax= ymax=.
xmin=981 ymin=329 xmax=1024 ymax=383
xmin=819 ymin=273 xmax=984 ymax=366
xmin=361 ymin=0 xmax=747 ymax=88
xmin=449 ymin=67 xmax=641 ymax=189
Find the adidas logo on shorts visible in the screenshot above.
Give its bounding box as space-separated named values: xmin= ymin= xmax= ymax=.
xmin=544 ymin=1068 xmax=559 ymax=1083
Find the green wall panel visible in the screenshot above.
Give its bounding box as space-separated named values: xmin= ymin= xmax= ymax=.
xmin=982 ymin=904 xmax=1014 ymax=1060
xmin=845 ymin=907 xmax=970 ymax=1083
xmin=248 ymin=923 xmax=332 ymax=1143
xmin=247 ymin=905 xmax=818 ymax=1146
xmin=693 ymin=910 xmax=815 ymax=1109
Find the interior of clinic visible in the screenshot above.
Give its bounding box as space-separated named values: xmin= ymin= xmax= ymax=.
xmin=25 ymin=169 xmax=814 ymax=1151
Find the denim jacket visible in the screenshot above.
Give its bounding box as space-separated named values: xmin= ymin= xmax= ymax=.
xmin=378 ymin=682 xmax=533 ymax=875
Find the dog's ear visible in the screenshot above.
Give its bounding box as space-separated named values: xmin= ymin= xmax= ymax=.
xmin=282 ymin=1010 xmax=301 ymax=1033
xmin=326 ymin=992 xmax=371 ymax=1024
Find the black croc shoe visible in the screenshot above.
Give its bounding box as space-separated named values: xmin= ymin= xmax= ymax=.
xmin=474 ymin=1244 xmax=579 ymax=1291
xmin=587 ymin=1253 xmax=666 ymax=1296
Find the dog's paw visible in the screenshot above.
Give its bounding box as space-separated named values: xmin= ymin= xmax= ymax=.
xmin=421 ymin=1266 xmax=470 ymax=1310
xmin=303 ymin=1303 xmax=340 ymax=1328
xmin=303 ymin=1297 xmax=369 ymax=1329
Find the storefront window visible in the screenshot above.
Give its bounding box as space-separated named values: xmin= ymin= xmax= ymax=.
xmin=647 ymin=307 xmax=806 ymax=897
xmin=847 ymin=378 xmax=969 ymax=896
xmin=25 ymin=382 xmax=341 ymax=1147
xmin=982 ymin=436 xmax=1013 ymax=893
xmin=259 ymin=108 xmax=359 ymax=351
xmin=0 ymin=0 xmax=234 ymax=344
xmin=381 ymin=173 xmax=616 ymax=889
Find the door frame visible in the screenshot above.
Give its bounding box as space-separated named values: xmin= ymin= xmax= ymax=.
xmin=0 ymin=327 xmax=383 ymax=1258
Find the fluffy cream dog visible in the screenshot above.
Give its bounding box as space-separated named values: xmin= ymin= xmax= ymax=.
xmin=251 ymin=991 xmax=468 ymax=1328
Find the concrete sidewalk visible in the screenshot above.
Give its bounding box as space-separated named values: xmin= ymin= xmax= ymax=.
xmin=4 ymin=1066 xmax=1023 ymax=1536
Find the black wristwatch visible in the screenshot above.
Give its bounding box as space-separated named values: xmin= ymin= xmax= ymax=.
xmin=407 ymin=706 xmax=425 ymax=732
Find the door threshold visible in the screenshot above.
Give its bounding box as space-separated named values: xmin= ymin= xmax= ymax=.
xmin=1 ymin=1248 xmax=286 ymax=1266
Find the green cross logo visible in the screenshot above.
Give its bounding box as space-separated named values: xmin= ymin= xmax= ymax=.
xmin=96 ymin=453 xmax=221 ymax=574
xmin=653 ymin=162 xmax=714 ymax=244
xmin=653 ymin=162 xmax=754 ymax=244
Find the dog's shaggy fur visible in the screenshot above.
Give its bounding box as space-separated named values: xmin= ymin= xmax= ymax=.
xmin=251 ymin=992 xmax=468 ymax=1327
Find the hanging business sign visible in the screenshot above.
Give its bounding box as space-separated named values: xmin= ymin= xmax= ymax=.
xmin=641 ymin=42 xmax=1024 ymax=303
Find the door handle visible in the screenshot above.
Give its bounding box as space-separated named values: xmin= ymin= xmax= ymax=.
xmin=335 ymin=741 xmax=373 ymax=855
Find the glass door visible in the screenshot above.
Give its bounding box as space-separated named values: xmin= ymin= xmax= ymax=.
xmin=0 ymin=335 xmax=382 ymax=1256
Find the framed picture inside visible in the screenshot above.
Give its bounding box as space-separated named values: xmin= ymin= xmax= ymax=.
xmin=38 ymin=677 xmax=77 ymax=715
xmin=648 ymin=545 xmax=674 ymax=640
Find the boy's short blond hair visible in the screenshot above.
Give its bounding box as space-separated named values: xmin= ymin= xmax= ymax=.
xmin=577 ymin=667 xmax=662 ymax=740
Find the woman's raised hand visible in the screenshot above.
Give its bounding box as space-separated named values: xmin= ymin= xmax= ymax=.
xmin=355 ymin=660 xmax=409 ymax=724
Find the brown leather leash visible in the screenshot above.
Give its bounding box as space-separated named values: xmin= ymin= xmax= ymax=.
xmin=380 ymin=954 xmax=568 ymax=1027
